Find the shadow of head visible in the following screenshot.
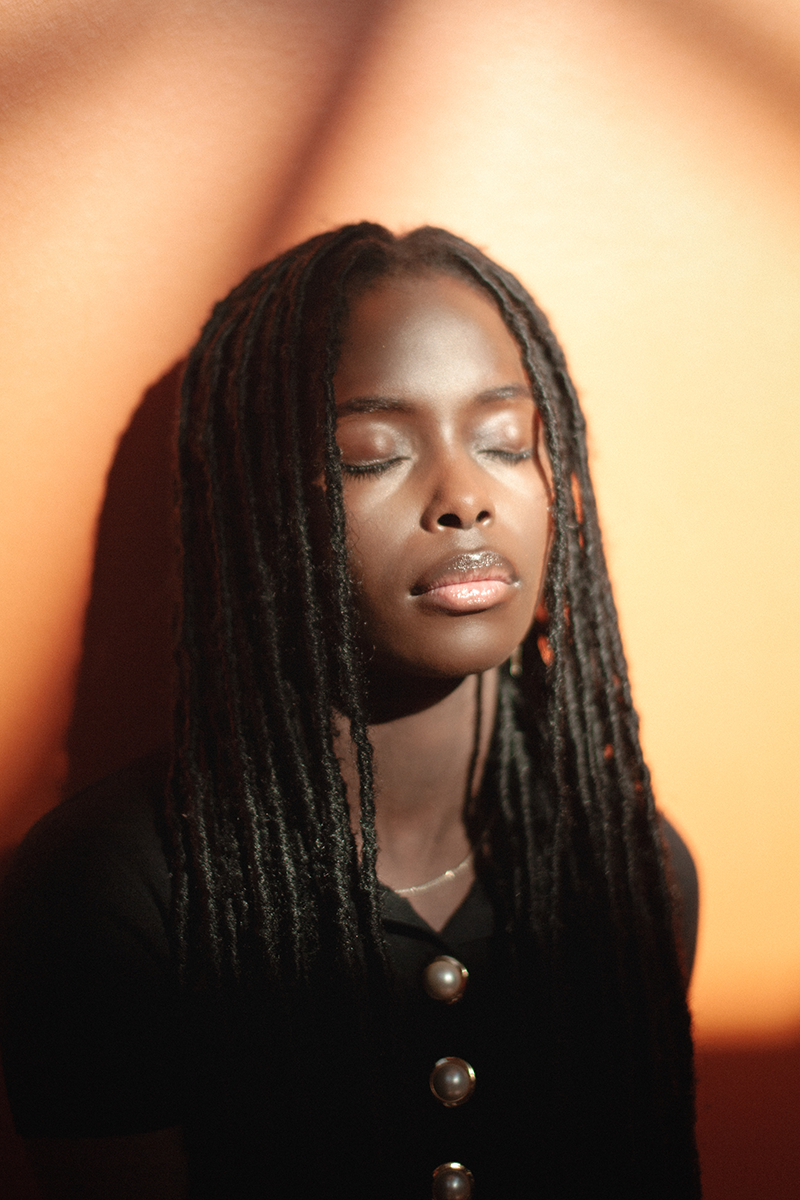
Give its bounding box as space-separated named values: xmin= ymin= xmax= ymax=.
xmin=64 ymin=362 xmax=183 ymax=798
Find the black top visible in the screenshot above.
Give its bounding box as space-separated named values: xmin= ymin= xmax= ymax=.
xmin=0 ymin=752 xmax=698 ymax=1197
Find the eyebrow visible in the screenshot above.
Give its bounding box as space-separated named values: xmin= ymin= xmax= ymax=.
xmin=476 ymin=384 xmax=532 ymax=404
xmin=336 ymin=396 xmax=414 ymax=417
xmin=336 ymin=383 xmax=532 ymax=417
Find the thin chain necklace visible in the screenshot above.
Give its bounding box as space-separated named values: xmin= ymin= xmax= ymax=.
xmin=393 ymin=850 xmax=474 ymax=896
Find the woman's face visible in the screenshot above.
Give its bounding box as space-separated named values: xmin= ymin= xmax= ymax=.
xmin=333 ymin=271 xmax=552 ymax=682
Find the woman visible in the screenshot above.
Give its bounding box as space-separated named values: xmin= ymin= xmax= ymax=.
xmin=0 ymin=224 xmax=699 ymax=1198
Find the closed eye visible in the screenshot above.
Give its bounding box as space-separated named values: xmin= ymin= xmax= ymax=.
xmin=481 ymin=448 xmax=533 ymax=464
xmin=341 ymin=457 xmax=407 ymax=478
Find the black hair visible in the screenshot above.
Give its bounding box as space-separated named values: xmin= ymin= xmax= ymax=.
xmin=168 ymin=223 xmax=698 ymax=1196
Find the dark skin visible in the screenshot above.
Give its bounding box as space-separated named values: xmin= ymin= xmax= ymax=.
xmin=333 ymin=272 xmax=552 ymax=929
xmin=24 ymin=270 xmax=552 ymax=1196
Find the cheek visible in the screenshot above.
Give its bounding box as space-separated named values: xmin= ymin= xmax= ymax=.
xmin=342 ymin=501 xmax=401 ymax=605
xmin=343 ymin=477 xmax=415 ymax=569
xmin=511 ymin=478 xmax=552 ymax=561
xmin=533 ymin=504 xmax=554 ymax=579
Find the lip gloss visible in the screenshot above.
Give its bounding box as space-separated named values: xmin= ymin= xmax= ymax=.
xmin=418 ymin=578 xmax=512 ymax=612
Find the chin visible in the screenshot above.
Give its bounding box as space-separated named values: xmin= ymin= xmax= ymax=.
xmin=379 ymin=630 xmax=527 ymax=680
xmin=360 ymin=598 xmax=537 ymax=682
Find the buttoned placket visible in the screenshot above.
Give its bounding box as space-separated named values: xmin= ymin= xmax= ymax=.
xmin=382 ymin=882 xmax=494 ymax=1199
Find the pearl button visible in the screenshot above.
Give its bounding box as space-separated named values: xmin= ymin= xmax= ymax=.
xmin=432 ymin=1162 xmax=474 ymax=1200
xmin=423 ymin=956 xmax=468 ymax=1004
xmin=429 ymin=1057 xmax=476 ymax=1107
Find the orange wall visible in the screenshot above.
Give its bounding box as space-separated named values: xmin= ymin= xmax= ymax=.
xmin=1 ymin=0 xmax=799 ymax=1045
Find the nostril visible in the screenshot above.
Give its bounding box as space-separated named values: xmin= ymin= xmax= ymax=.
xmin=436 ymin=509 xmax=492 ymax=529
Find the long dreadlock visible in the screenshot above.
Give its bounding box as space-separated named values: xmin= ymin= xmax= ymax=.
xmin=168 ymin=223 xmax=698 ymax=1196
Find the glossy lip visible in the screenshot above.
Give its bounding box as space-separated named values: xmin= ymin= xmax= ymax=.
xmin=410 ymin=550 xmax=518 ymax=613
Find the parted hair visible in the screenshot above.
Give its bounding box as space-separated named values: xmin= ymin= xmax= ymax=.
xmin=168 ymin=223 xmax=699 ymax=1195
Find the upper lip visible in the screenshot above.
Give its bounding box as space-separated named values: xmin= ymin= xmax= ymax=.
xmin=411 ymin=550 xmax=517 ymax=595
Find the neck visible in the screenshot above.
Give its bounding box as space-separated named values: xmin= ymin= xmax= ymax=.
xmin=335 ymin=668 xmax=498 ymax=930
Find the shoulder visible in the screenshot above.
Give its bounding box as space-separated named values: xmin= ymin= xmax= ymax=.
xmin=1 ymin=750 xmax=172 ymax=935
xmin=657 ymin=813 xmax=700 ymax=982
xmin=0 ymin=751 xmax=180 ymax=1137
xmin=0 ymin=749 xmax=174 ymax=996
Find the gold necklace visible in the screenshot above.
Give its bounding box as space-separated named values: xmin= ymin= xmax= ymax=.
xmin=393 ymin=850 xmax=474 ymax=896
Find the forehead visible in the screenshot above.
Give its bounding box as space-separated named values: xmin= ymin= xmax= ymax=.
xmin=334 ymin=273 xmax=529 ymax=402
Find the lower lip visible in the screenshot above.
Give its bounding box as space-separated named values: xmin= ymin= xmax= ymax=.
xmin=418 ymin=579 xmax=512 ymax=612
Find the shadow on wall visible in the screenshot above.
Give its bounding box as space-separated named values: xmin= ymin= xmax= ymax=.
xmin=0 ymin=364 xmax=182 ymax=1196
xmin=695 ymin=1036 xmax=800 ymax=1199
xmin=63 ymin=363 xmax=182 ymax=799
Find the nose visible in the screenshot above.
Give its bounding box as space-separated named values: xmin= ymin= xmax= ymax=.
xmin=420 ymin=453 xmax=494 ymax=532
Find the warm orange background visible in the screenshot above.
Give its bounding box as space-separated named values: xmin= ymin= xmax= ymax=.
xmin=1 ymin=1 xmax=799 ymax=1194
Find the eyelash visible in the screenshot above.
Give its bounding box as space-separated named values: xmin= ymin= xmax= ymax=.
xmin=482 ymin=448 xmax=533 ymax=464
xmin=340 ymin=458 xmax=403 ymax=478
xmin=341 ymin=448 xmax=532 ymax=477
